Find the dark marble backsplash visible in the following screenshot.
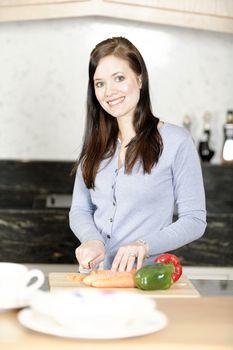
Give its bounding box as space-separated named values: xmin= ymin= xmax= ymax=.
xmin=0 ymin=160 xmax=232 ymax=266
xmin=0 ymin=161 xmax=74 ymax=209
xmin=171 ymin=214 xmax=233 ymax=266
xmin=0 ymin=209 xmax=78 ymax=263
xmin=202 ymin=164 xmax=233 ymax=214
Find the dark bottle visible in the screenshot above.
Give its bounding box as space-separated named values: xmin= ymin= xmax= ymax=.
xmin=222 ymin=110 xmax=233 ymax=164
xmin=198 ymin=112 xmax=215 ymax=162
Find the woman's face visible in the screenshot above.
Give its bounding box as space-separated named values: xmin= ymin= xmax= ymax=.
xmin=93 ymin=55 xmax=141 ymax=120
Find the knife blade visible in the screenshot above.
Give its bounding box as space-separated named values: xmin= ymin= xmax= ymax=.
xmin=78 ymin=260 xmax=103 ymax=274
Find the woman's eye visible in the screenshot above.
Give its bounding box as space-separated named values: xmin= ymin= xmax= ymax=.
xmin=95 ymin=81 xmax=104 ymax=88
xmin=115 ymin=75 xmax=125 ymax=82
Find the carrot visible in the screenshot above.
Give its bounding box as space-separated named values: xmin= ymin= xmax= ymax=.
xmin=92 ymin=274 xmax=136 ymax=288
xmin=83 ymin=272 xmax=115 ymax=286
xmin=83 ymin=269 xmax=137 ymax=287
xmin=107 ymin=271 xmax=135 ymax=278
xmin=90 ymin=269 xmax=114 ymax=276
xmin=66 ymin=273 xmax=86 ymax=282
xmin=91 ymin=268 xmax=136 ymax=276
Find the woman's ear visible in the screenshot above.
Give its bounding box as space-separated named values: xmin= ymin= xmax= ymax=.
xmin=138 ymin=76 xmax=142 ymax=89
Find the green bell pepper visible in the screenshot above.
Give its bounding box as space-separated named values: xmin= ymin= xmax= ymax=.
xmin=135 ymin=263 xmax=174 ymax=290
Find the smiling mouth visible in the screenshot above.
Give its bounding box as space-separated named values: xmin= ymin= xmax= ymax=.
xmin=107 ymin=97 xmax=125 ymax=107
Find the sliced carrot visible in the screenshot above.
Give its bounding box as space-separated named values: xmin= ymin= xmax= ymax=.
xmin=82 ymin=275 xmax=93 ymax=286
xmin=66 ymin=273 xmax=86 ymax=282
xmin=92 ymin=275 xmax=136 ymax=288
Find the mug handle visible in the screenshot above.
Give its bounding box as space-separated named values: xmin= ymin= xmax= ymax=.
xmin=25 ymin=269 xmax=45 ymax=292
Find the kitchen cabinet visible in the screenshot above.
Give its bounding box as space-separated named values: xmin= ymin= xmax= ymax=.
xmin=0 ymin=0 xmax=232 ymax=34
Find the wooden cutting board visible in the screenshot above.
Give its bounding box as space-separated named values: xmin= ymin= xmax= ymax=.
xmin=49 ymin=272 xmax=200 ymax=298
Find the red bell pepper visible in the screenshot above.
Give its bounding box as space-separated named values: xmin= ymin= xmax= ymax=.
xmin=154 ymin=253 xmax=183 ymax=282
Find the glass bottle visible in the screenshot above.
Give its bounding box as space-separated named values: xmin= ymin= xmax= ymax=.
xmin=198 ymin=112 xmax=215 ymax=162
xmin=222 ymin=110 xmax=233 ymax=164
xmin=182 ymin=114 xmax=191 ymax=133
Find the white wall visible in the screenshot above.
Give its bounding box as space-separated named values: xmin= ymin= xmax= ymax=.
xmin=0 ymin=17 xmax=232 ymax=163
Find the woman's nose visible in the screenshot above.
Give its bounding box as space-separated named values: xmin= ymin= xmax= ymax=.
xmin=105 ymin=82 xmax=116 ymax=97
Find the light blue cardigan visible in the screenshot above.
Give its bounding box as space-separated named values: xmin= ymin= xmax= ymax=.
xmin=69 ymin=123 xmax=207 ymax=269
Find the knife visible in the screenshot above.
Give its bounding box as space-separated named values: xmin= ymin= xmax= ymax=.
xmin=78 ymin=260 xmax=103 ymax=274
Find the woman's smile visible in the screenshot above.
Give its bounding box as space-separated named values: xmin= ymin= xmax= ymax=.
xmin=107 ymin=96 xmax=125 ymax=107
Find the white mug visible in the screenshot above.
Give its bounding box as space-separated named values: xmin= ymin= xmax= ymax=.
xmin=0 ymin=262 xmax=45 ymax=308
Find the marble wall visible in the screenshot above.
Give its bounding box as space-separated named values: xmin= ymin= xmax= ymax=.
xmin=0 ymin=17 xmax=233 ymax=163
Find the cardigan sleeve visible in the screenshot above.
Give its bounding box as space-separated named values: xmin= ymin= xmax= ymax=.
xmin=145 ymin=135 xmax=207 ymax=256
xmin=69 ymin=166 xmax=105 ymax=244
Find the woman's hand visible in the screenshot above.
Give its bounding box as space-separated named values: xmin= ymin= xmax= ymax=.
xmin=111 ymin=240 xmax=149 ymax=272
xmin=75 ymin=240 xmax=105 ymax=270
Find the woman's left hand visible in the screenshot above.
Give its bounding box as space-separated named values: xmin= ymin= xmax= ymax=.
xmin=111 ymin=241 xmax=149 ymax=272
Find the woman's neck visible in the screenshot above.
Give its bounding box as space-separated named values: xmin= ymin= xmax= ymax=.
xmin=117 ymin=118 xmax=164 ymax=144
xmin=117 ymin=116 xmax=135 ymax=144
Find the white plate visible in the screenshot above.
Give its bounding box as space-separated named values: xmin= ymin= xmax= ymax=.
xmin=18 ymin=308 xmax=168 ymax=339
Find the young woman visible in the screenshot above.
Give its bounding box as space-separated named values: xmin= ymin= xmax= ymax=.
xmin=69 ymin=37 xmax=206 ymax=272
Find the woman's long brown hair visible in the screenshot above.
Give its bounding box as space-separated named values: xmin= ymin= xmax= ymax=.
xmin=72 ymin=37 xmax=163 ymax=189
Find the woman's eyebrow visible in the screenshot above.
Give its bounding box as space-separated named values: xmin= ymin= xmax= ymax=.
xmin=112 ymin=71 xmax=124 ymax=76
xmin=94 ymin=71 xmax=124 ymax=81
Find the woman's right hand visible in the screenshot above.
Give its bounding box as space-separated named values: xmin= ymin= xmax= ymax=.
xmin=75 ymin=240 xmax=105 ymax=270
